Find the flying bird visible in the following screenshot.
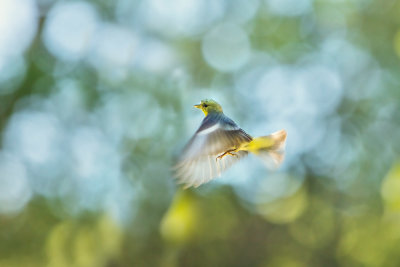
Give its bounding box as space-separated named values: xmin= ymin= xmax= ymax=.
xmin=174 ymin=99 xmax=287 ymax=188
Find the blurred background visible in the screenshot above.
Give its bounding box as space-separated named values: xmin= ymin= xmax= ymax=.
xmin=1 ymin=0 xmax=400 ymax=266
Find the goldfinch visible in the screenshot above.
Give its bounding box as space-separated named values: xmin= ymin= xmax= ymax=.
xmin=174 ymin=99 xmax=287 ymax=188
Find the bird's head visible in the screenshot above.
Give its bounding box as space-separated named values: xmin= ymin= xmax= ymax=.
xmin=194 ymin=99 xmax=223 ymax=116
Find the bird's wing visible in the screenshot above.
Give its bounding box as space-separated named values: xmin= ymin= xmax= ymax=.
xmin=174 ymin=151 xmax=248 ymax=188
xmin=174 ymin=114 xmax=252 ymax=188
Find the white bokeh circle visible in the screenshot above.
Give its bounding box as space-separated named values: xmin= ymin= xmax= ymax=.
xmin=43 ymin=1 xmax=98 ymax=61
xmin=202 ymin=23 xmax=250 ymax=72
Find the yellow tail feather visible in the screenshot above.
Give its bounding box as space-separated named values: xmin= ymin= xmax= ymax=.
xmin=244 ymin=129 xmax=287 ymax=168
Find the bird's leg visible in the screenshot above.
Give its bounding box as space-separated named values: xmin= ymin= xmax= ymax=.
xmin=216 ymin=149 xmax=238 ymax=161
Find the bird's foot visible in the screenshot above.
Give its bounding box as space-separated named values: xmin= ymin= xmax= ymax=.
xmin=216 ymin=150 xmax=237 ymax=161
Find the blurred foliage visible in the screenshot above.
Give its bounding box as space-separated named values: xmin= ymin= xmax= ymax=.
xmin=1 ymin=0 xmax=400 ymax=266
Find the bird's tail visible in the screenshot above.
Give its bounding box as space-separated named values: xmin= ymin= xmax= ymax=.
xmin=243 ymin=129 xmax=287 ymax=169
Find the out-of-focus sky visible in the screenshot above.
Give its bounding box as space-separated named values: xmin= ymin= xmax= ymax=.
xmin=1 ymin=0 xmax=400 ymax=266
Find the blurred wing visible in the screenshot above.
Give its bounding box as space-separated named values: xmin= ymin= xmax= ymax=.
xmin=174 ymin=114 xmax=252 ymax=188
xmin=181 ymin=114 xmax=252 ymax=159
xmin=174 ymin=151 xmax=248 ymax=188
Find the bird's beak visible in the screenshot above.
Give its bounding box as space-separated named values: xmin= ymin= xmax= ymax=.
xmin=194 ymin=104 xmax=201 ymax=109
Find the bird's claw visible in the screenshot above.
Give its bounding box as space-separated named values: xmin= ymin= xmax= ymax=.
xmin=216 ymin=150 xmax=238 ymax=161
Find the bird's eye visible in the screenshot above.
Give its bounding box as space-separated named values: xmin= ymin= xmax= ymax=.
xmin=203 ymin=104 xmax=208 ymax=108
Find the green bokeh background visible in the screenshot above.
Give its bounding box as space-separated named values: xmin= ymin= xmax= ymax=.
xmin=1 ymin=0 xmax=400 ymax=266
